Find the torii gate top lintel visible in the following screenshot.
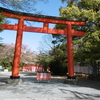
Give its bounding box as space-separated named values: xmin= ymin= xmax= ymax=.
xmin=0 ymin=7 xmax=87 ymax=25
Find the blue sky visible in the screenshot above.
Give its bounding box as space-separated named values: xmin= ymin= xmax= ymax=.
xmin=0 ymin=0 xmax=66 ymax=53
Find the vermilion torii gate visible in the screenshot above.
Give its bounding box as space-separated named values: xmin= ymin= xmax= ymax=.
xmin=0 ymin=7 xmax=87 ymax=79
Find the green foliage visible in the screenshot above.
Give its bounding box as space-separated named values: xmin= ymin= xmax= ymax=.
xmin=61 ymin=0 xmax=78 ymax=6
xmin=74 ymin=32 xmax=100 ymax=64
xmin=54 ymin=24 xmax=66 ymax=29
xmin=35 ymin=54 xmax=52 ymax=72
xmin=2 ymin=67 xmax=12 ymax=71
xmin=49 ymin=43 xmax=67 ymax=76
xmin=50 ymin=60 xmax=67 ymax=76
xmin=59 ymin=0 xmax=100 ymax=75
xmin=36 ymin=41 xmax=67 ymax=75
xmin=51 ymin=24 xmax=67 ymax=75
xmin=0 ymin=14 xmax=5 ymax=46
xmin=78 ymin=0 xmax=100 ymax=12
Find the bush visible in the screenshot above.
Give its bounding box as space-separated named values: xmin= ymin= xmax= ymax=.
xmin=2 ymin=67 xmax=12 ymax=71
xmin=50 ymin=61 xmax=67 ymax=76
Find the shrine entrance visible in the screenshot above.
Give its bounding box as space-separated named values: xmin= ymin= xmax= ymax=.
xmin=0 ymin=7 xmax=87 ymax=80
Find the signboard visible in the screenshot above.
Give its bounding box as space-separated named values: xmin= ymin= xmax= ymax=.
xmin=22 ymin=65 xmax=43 ymax=72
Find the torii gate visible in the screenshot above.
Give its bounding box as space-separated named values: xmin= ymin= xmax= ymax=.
xmin=0 ymin=7 xmax=87 ymax=79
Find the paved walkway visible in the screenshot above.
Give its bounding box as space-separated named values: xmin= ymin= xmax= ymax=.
xmin=0 ymin=71 xmax=100 ymax=100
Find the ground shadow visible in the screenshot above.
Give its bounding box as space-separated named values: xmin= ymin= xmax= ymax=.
xmin=77 ymin=78 xmax=100 ymax=90
xmin=20 ymin=72 xmax=100 ymax=90
xmin=19 ymin=71 xmax=37 ymax=76
xmin=59 ymin=88 xmax=100 ymax=99
xmin=0 ymin=72 xmax=100 ymax=90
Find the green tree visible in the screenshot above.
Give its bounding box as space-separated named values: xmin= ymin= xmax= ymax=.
xmin=59 ymin=0 xmax=100 ymax=75
xmin=0 ymin=14 xmax=5 ymax=46
xmin=36 ymin=34 xmax=67 ymax=75
xmin=35 ymin=54 xmax=52 ymax=72
xmin=49 ymin=43 xmax=67 ymax=75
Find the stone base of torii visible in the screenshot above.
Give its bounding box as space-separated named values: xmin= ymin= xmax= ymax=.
xmin=6 ymin=78 xmax=23 ymax=85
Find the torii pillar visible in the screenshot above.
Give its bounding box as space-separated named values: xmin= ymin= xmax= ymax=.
xmin=10 ymin=19 xmax=24 ymax=79
xmin=66 ymin=24 xmax=75 ymax=79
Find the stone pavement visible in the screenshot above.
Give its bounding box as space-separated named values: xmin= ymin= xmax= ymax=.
xmin=0 ymin=71 xmax=100 ymax=100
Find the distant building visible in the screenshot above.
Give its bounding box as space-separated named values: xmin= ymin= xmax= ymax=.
xmin=74 ymin=64 xmax=93 ymax=74
xmin=22 ymin=65 xmax=43 ymax=72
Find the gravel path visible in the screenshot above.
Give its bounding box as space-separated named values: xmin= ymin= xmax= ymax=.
xmin=0 ymin=72 xmax=100 ymax=100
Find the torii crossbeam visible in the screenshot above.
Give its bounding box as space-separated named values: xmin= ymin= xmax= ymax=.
xmin=0 ymin=7 xmax=87 ymax=79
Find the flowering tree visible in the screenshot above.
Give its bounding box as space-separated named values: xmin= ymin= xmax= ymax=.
xmin=0 ymin=44 xmax=36 ymax=69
